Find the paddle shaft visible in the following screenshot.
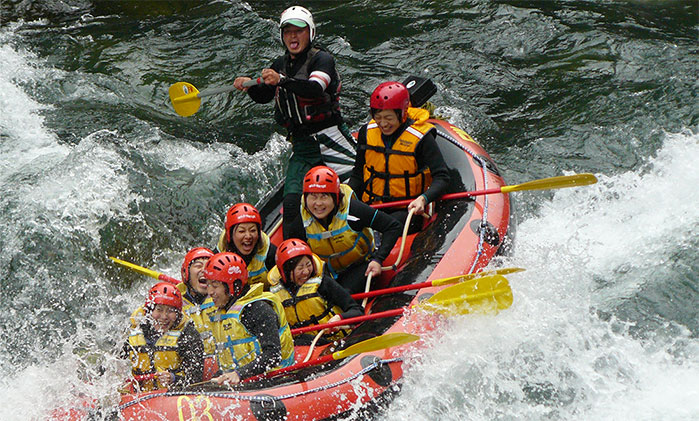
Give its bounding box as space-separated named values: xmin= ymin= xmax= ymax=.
xmin=109 ymin=257 xmax=180 ymax=285
xmin=245 ymin=332 xmax=418 ymax=382
xmin=352 ymin=282 xmax=434 ymax=300
xmin=292 ymin=308 xmax=403 ymax=335
xmin=196 ymin=78 xmax=261 ymax=98
xmin=244 ymin=354 xmax=335 ymax=383
xmin=371 ymin=173 xmax=597 ymax=209
xmin=351 ymin=268 xmax=524 ymax=300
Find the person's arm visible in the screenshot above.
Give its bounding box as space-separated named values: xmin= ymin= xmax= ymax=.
xmin=285 ymin=211 xmax=308 ymax=242
xmin=416 ymin=130 xmax=450 ymax=204
xmin=346 ymin=199 xmax=401 ymax=263
xmin=172 ymin=322 xmax=204 ymax=388
xmin=244 ymin=57 xmax=284 ymax=103
xmin=317 ymin=272 xmax=364 ymax=320
xmin=265 ymin=243 xmax=277 ymax=271
xmin=347 ymin=125 xmax=368 ymax=196
xmin=235 ymin=301 xmax=283 ymax=379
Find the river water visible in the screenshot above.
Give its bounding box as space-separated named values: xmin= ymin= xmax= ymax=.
xmin=1 ymin=1 xmax=697 ymax=420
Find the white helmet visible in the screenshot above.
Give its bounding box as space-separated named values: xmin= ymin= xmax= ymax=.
xmin=279 ymin=6 xmax=316 ymax=43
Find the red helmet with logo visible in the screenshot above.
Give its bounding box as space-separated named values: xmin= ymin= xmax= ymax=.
xmin=370 ymin=81 xmax=410 ymax=122
xmin=303 ymin=166 xmax=340 ymax=202
xmin=225 ymin=203 xmax=262 ymax=244
xmin=145 ymin=282 xmax=183 ymax=311
xmin=180 ymin=247 xmax=214 ymax=283
xmin=275 ymin=238 xmax=314 ymax=283
xmin=203 ymin=252 xmax=248 ymax=298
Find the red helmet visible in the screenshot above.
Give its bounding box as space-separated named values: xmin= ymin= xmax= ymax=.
xmin=204 ymin=252 xmax=248 ymax=298
xmin=181 ymin=247 xmax=214 ymax=283
xmin=303 ymin=166 xmax=340 ymax=201
xmin=145 ymin=282 xmax=183 ymax=311
xmin=370 ymin=81 xmax=410 ymax=122
xmin=275 ymin=238 xmax=314 ymax=283
xmin=225 ymin=203 xmax=262 ymax=244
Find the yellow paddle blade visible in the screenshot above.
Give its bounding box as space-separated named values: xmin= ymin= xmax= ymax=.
xmin=109 ymin=256 xmax=162 ymax=280
xmin=332 ymin=333 xmax=419 ymax=360
xmin=431 ymin=267 xmax=525 ymax=287
xmin=423 ymin=274 xmax=513 ymax=316
xmin=169 ymin=82 xmax=201 ymax=117
xmin=501 ymin=173 xmax=598 ymax=194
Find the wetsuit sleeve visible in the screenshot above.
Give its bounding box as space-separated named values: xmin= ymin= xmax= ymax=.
xmin=236 ymin=301 xmax=283 ymax=379
xmin=416 ymin=130 xmax=450 ymax=203
xmin=346 ymin=199 xmax=402 ymax=263
xmin=172 ymin=322 xmax=205 ymax=388
xmin=278 ymin=50 xmax=336 ymax=98
xmin=318 ymin=273 xmax=364 ymax=320
xmin=246 ymin=57 xmax=284 ymax=103
xmin=285 ymin=212 xmax=309 ymax=243
xmin=347 ymin=124 xmax=368 ymax=196
xmin=265 ymin=243 xmax=277 ymax=271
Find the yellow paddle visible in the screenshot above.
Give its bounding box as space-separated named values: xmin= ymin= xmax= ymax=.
xmin=169 ymin=79 xmax=261 ymax=117
xmin=245 ymin=332 xmax=419 ymax=382
xmin=372 ymin=173 xmax=598 ymax=209
xmin=108 ymin=256 xmax=180 ymax=284
xmin=257 ymin=276 xmax=513 ymax=381
xmin=421 ymin=273 xmax=513 ymax=316
xmin=293 ymin=274 xmax=513 ymax=335
xmin=351 ymin=267 xmax=524 ymax=300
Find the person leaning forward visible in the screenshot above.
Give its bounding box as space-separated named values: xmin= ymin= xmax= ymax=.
xmin=268 ymin=239 xmax=364 ymax=345
xmin=204 ymin=252 xmax=295 ymax=385
xmin=233 ymin=5 xmax=356 ymax=239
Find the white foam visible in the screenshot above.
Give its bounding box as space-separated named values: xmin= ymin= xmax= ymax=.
xmin=384 ymin=130 xmax=699 ymax=420
xmin=0 ymin=36 xmax=68 ymax=183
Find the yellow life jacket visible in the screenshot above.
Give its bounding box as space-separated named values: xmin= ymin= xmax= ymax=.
xmin=217 ymin=230 xmax=272 ymax=289
xmin=126 ymin=313 xmax=188 ymax=392
xmin=176 ymin=283 xmax=217 ymax=356
xmin=301 ymin=184 xmax=375 ymax=277
xmin=268 ymin=255 xmax=349 ymax=340
xmin=209 ymin=284 xmax=295 ymax=373
xmin=361 ymin=107 xmax=434 ymax=204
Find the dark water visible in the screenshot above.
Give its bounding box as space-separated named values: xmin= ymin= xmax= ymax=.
xmin=1 ymin=1 xmax=697 ymax=419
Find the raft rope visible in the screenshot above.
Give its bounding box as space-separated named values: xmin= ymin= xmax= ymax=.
xmin=303 ymin=329 xmax=327 ymax=363
xmin=117 ymin=357 xmax=403 ymax=410
xmin=436 ymin=128 xmax=490 ymax=275
xmin=360 ymin=207 xmax=415 ymax=308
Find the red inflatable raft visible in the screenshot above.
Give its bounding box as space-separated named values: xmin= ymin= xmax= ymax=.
xmin=99 ymin=117 xmax=512 ymax=420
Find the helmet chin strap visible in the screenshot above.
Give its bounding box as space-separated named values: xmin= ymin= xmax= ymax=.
xmin=186 ymin=283 xmax=208 ymax=304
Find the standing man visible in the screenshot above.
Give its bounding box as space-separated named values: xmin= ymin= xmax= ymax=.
xmin=233 ymin=5 xmax=356 ymax=239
